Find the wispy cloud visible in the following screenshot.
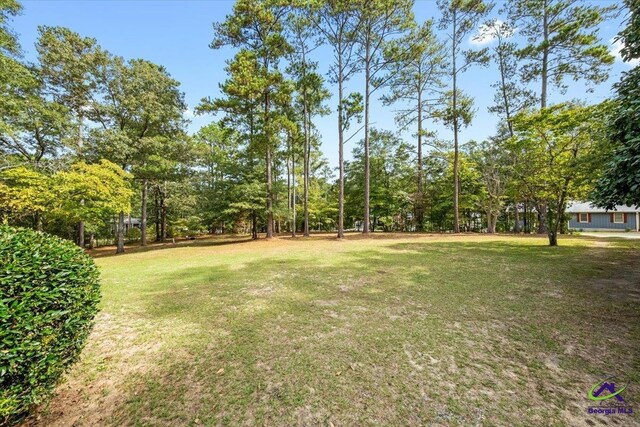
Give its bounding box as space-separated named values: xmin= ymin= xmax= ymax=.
xmin=183 ymin=107 xmax=195 ymax=119
xmin=470 ymin=20 xmax=509 ymax=46
xmin=610 ymin=38 xmax=639 ymax=67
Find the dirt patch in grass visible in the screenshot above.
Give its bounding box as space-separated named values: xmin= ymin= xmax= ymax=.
xmin=28 ymin=313 xmax=164 ymax=426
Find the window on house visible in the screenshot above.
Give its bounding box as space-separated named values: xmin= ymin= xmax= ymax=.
xmin=613 ymin=212 xmax=624 ymax=223
xmin=579 ymin=213 xmax=589 ymax=223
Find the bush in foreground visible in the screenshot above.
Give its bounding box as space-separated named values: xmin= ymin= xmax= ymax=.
xmin=0 ymin=226 xmax=101 ymax=425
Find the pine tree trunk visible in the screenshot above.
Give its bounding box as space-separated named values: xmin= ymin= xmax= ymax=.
xmin=541 ymin=2 xmax=549 ymax=109
xmin=252 ymin=210 xmax=257 ymax=240
xmin=514 ymin=203 xmax=521 ymax=233
xmin=77 ymin=117 xmax=85 ymax=247
xmin=160 ymin=189 xmax=166 ymax=241
xmin=78 ymin=223 xmax=84 ymax=247
xmin=291 ymin=142 xmax=296 ymax=238
xmin=548 ymin=180 xmax=570 ymax=246
xmin=304 ymin=133 xmax=310 ymax=237
xmin=498 ymin=41 xmax=515 ymax=138
xmin=302 ymin=49 xmax=311 ymax=238
xmin=452 ymin=9 xmax=460 ymax=234
xmin=78 ymin=199 xmax=85 ymax=247
xmin=155 ymin=188 xmax=160 ymax=241
xmin=538 ymin=5 xmax=550 ymax=236
xmin=363 ymin=39 xmax=371 ymax=234
xmin=287 ymin=136 xmax=291 ymax=231
xmin=116 ymin=211 xmax=125 ymax=254
xmin=337 ymin=54 xmax=345 ymax=239
xmin=264 ymin=71 xmax=273 ymax=239
xmin=266 ymin=150 xmax=273 ymax=239
xmin=416 ymin=94 xmax=424 ymax=232
xmin=141 ymin=179 xmax=147 ymax=246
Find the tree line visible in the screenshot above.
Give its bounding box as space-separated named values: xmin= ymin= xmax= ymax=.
xmin=1 ymin=0 xmax=638 ymax=248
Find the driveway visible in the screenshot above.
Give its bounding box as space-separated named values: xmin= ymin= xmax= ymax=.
xmin=581 ymin=232 xmax=640 ymax=239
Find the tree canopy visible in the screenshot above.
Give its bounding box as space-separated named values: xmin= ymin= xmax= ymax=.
xmin=0 ymin=0 xmax=630 ymax=247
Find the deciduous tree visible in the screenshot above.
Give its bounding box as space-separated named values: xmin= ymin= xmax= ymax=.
xmin=593 ymin=0 xmax=640 ymax=208
xmin=510 ymin=103 xmax=609 ymax=246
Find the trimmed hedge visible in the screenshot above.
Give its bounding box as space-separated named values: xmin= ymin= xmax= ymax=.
xmin=0 ymin=226 xmax=101 ymax=425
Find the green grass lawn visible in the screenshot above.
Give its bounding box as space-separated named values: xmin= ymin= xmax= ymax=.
xmin=35 ymin=234 xmax=640 ymax=426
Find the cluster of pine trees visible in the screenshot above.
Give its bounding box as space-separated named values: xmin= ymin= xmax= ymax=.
xmin=1 ymin=0 xmax=636 ymax=248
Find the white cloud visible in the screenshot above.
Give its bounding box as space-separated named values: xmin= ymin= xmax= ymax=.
xmin=470 ymin=20 xmax=511 ymax=46
xmin=183 ymin=107 xmax=195 ymax=118
xmin=610 ymin=38 xmax=639 ymax=67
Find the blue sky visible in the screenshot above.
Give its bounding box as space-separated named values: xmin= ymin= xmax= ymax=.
xmin=12 ymin=0 xmax=633 ymax=170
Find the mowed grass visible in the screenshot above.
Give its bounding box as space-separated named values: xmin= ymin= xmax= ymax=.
xmin=35 ymin=234 xmax=640 ymax=426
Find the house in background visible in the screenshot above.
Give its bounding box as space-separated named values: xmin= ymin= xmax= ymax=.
xmin=111 ymin=216 xmax=142 ymax=234
xmin=566 ymin=202 xmax=640 ymax=231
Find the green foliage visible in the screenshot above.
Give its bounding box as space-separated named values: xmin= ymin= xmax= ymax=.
xmin=1 ymin=161 xmax=132 ymax=233
xmin=486 ymin=20 xmax=536 ymax=133
xmin=504 ymin=0 xmax=617 ymax=103
xmin=468 ymin=137 xmax=513 ymax=232
xmin=437 ymin=89 xmax=475 ymax=129
xmin=1 ymin=3 xmax=73 ymax=166
xmin=381 ymin=19 xmax=448 ymax=131
xmin=0 ymin=167 xmax=52 ymax=223
xmin=510 ymin=102 xmax=610 ymax=244
xmin=36 ymin=26 xmax=107 ymax=116
xmin=52 ymin=160 xmax=133 ymax=229
xmin=593 ymin=67 xmax=640 ymax=207
xmin=0 ymin=0 xmax=629 ymax=243
xmin=85 ymin=55 xmax=188 ymax=169
xmin=617 ymin=0 xmax=639 ymax=61
xmin=593 ymin=0 xmax=640 ymax=208
xmin=426 ymin=149 xmax=483 ymax=230
xmin=125 ymin=226 xmax=141 ymax=240
xmin=0 ymin=226 xmax=100 ymax=424
xmin=0 ymin=0 xmax=21 ymax=56
xmin=205 ymin=0 xmax=297 ymax=237
xmin=346 ymin=129 xmax=415 ymax=230
xmin=170 ymin=216 xmax=205 ymax=237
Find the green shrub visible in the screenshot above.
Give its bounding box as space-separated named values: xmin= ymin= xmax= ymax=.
xmin=125 ymin=226 xmax=141 ymax=240
xmin=170 ymin=215 xmax=205 ymax=237
xmin=0 ymin=226 xmax=101 ymax=425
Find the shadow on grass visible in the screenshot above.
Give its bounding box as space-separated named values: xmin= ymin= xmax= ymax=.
xmin=139 ymin=239 xmax=633 ymax=326
xmin=90 ymin=235 xmax=255 ymax=258
xmin=90 ymin=231 xmax=571 ymax=259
